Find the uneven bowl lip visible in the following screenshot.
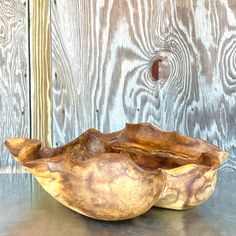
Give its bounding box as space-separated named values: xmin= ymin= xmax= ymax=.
xmin=5 ymin=122 xmax=229 ymax=172
xmin=157 ymin=133 xmax=229 ymax=166
xmin=111 ymin=123 xmax=229 ymax=168
xmin=4 ymin=124 xmax=230 ymax=221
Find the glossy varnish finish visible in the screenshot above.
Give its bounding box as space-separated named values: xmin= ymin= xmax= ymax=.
xmin=1 ymin=171 xmax=236 ymax=235
xmin=5 ymin=123 xmax=228 ymax=220
xmin=0 ymin=0 xmax=29 ymax=172
xmin=51 ymin=0 xmax=236 ymax=171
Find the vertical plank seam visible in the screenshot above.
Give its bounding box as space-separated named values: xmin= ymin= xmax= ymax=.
xmin=49 ymin=0 xmax=53 ymax=147
xmin=29 ymin=0 xmax=52 ymax=147
xmin=27 ymin=0 xmax=32 ymax=140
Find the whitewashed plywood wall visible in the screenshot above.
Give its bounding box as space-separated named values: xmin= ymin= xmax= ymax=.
xmin=0 ymin=0 xmax=235 ymax=173
xmin=51 ymin=0 xmax=236 ymax=171
xmin=0 ymin=0 xmax=29 ymax=172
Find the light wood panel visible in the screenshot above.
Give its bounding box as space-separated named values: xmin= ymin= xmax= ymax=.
xmin=0 ymin=0 xmax=29 ymax=173
xmin=29 ymin=0 xmax=52 ymax=147
xmin=51 ymin=0 xmax=236 ymax=170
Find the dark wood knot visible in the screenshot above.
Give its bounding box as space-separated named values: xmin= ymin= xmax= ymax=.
xmin=151 ymin=56 xmax=170 ymax=81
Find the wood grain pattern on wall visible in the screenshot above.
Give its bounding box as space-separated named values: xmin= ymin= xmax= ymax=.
xmin=51 ymin=0 xmax=236 ymax=171
xmin=29 ymin=0 xmax=52 ymax=147
xmin=0 ymin=0 xmax=29 ymax=173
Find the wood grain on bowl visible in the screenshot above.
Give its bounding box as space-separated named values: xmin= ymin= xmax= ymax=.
xmin=5 ymin=123 xmax=229 ymax=220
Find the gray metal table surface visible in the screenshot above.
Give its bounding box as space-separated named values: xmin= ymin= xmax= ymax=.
xmin=0 ymin=170 xmax=235 ymax=236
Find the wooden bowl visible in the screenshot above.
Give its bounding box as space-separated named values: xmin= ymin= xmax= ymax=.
xmin=5 ymin=123 xmax=228 ymax=221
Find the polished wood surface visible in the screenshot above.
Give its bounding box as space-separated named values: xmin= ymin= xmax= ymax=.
xmin=0 ymin=0 xmax=236 ymax=174
xmin=5 ymin=123 xmax=228 ymax=220
xmin=1 ymin=172 xmax=236 ymax=235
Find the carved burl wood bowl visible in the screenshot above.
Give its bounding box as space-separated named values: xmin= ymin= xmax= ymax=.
xmin=5 ymin=123 xmax=229 ymax=221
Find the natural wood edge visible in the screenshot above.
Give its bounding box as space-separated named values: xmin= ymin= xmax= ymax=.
xmin=29 ymin=0 xmax=52 ymax=147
